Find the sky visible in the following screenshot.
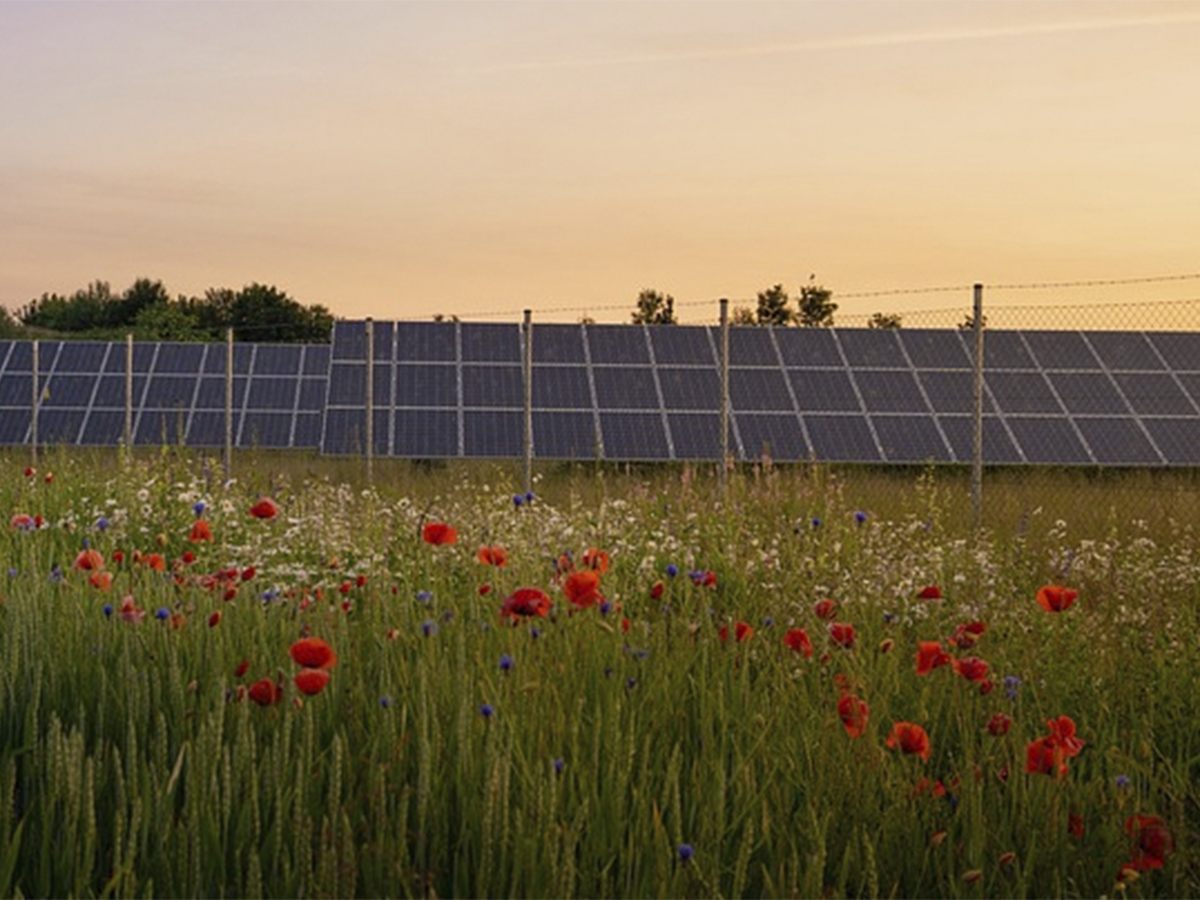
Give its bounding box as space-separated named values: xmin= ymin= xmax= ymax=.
xmin=3 ymin=0 xmax=1200 ymax=326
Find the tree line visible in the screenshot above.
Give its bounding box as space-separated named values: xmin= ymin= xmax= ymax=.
xmin=631 ymin=279 xmax=902 ymax=328
xmin=0 ymin=279 xmax=333 ymax=343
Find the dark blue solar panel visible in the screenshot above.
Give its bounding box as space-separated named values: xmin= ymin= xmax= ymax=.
xmin=592 ymin=368 xmax=659 ymax=410
xmin=0 ymin=410 xmax=30 ymax=443
xmin=333 ymin=321 xmax=367 ymax=361
xmin=774 ymin=329 xmax=842 ymax=367
xmin=5 ymin=343 xmax=33 ymax=371
xmin=371 ymin=410 xmax=390 ymax=455
xmin=587 ymin=325 xmax=651 ymax=365
xmin=0 ymin=375 xmax=29 ymax=406
xmin=650 ymin=328 xmax=715 ymax=365
xmin=599 ymin=413 xmax=670 ymax=459
xmin=1085 ymin=333 xmax=1163 ymax=371
xmin=533 ymin=411 xmax=597 ymax=458
xmin=327 ymin=364 xmax=367 ymax=406
xmin=42 ymin=374 xmax=96 ymax=407
xmin=370 ymin=322 xmax=395 ymax=361
xmin=322 ymin=408 xmax=368 ymax=454
xmin=151 ymin=343 xmax=205 ymax=374
xmin=532 ymin=367 xmax=592 ymax=409
xmin=144 ymin=376 xmax=197 ymax=408
xmin=789 ymin=370 xmax=860 ymax=412
xmin=730 ymin=369 xmax=793 ymax=411
xmin=1111 ymin=373 xmax=1196 ymax=416
xmin=1022 ymin=332 xmax=1101 ymax=370
xmin=899 ymin=329 xmax=973 ymax=369
xmin=983 ymin=332 xmax=1037 ymax=370
xmin=872 ymin=415 xmax=952 ymax=463
xmin=1147 ymin=333 xmax=1200 ymax=372
xmin=54 ymin=341 xmax=111 ymax=373
xmin=0 ymin=342 xmax=12 ymax=370
xmin=460 ymin=323 xmax=522 ymax=363
xmin=394 ymin=365 xmax=457 ymax=408
xmin=371 ymin=366 xmax=393 ymax=406
xmin=239 ymin=413 xmax=294 ymax=449
xmin=93 ymin=376 xmax=144 ymax=408
xmin=986 ymin=372 xmax=1061 ymax=414
xmin=293 ymin=414 xmax=323 ymax=449
xmin=194 ymin=377 xmax=244 ymax=410
xmin=80 ymin=411 xmax=124 ymax=445
xmin=247 ymin=378 xmax=298 ymax=410
xmin=462 ymin=365 xmax=523 ymax=408
xmin=667 ymin=413 xmax=722 ymax=459
xmin=855 ymin=370 xmax=929 ymax=413
xmin=1006 ymin=417 xmax=1092 ymax=464
xmin=531 ymin=325 xmax=584 ymax=364
xmin=837 ymin=330 xmax=907 ymax=368
xmin=728 ymin=329 xmax=778 ymax=366
xmin=1142 ymin=418 xmax=1200 ymax=465
xmin=1173 ymin=374 xmax=1200 ymax=409
xmin=402 ymin=323 xmax=458 ymax=362
xmin=1073 ymin=418 xmax=1161 ymax=465
xmin=187 ymin=412 xmax=225 ymax=447
xmin=735 ymin=413 xmax=809 ymax=461
xmin=659 ymin=368 xmax=720 ymax=410
xmin=395 ymin=410 xmax=458 ymax=456
xmin=253 ymin=345 xmax=302 ymax=376
xmin=200 ymin=344 xmax=251 ymax=374
xmin=918 ymin=371 xmax=993 ymax=415
xmin=1047 ymin=373 xmax=1128 ymax=415
xmin=937 ymin=416 xmax=1024 ymax=464
xmin=135 ymin=410 xmax=188 ymax=446
xmin=464 ymin=410 xmax=523 ymax=457
xmin=37 ymin=410 xmax=84 ymax=445
xmin=805 ymin=415 xmax=881 ymax=462
xmin=302 ymin=345 xmax=330 ymax=376
xmin=104 ymin=343 xmax=156 ymax=374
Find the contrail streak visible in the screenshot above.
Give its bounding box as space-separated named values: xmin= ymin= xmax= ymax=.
xmin=460 ymin=11 xmax=1200 ymax=74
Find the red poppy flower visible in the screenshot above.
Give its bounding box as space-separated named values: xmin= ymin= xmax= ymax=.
xmin=582 ymin=547 xmax=610 ymax=574
xmin=719 ymin=621 xmax=755 ymax=643
xmin=10 ymin=513 xmax=35 ymax=530
xmin=812 ymin=598 xmax=837 ymax=620
xmin=1068 ymin=814 xmax=1086 ymax=840
xmin=189 ymin=519 xmax=213 ymax=542
xmin=248 ymin=678 xmax=282 ymax=706
xmin=294 ymin=667 xmax=331 ymax=696
xmin=886 ymin=722 xmax=931 ymax=762
xmin=241 ymin=566 xmax=256 ymax=581
xmin=917 ymin=585 xmax=943 ymax=600
xmin=422 ymin=521 xmax=457 ymax=545
xmin=911 ymin=777 xmax=947 ymax=799
xmin=88 ymin=571 xmax=113 ymax=591
xmin=828 ymin=622 xmax=856 ymax=650
xmin=73 ymin=549 xmax=105 ymax=571
xmin=501 ymin=587 xmax=553 ymax=621
xmin=1124 ymin=814 xmax=1174 ymax=870
xmin=1026 ymin=715 xmax=1084 ymax=777
xmin=784 ymin=627 xmax=814 ymax=657
xmin=1047 ymin=715 xmax=1085 ymax=757
xmin=1036 ymin=585 xmax=1078 ymax=613
xmin=208 ymin=611 xmax=222 ymax=627
xmin=986 ymin=712 xmax=1012 ymax=736
xmin=477 ymin=545 xmax=509 ymax=567
xmin=563 ymin=570 xmax=603 ymax=609
xmin=948 ymin=620 xmax=987 ymax=649
xmin=145 ymin=553 xmax=167 ymax=571
xmin=915 ymin=640 xmax=952 ymax=676
xmin=289 ymin=637 xmax=338 ymax=670
xmin=235 ymin=659 xmax=250 ymax=678
xmin=953 ymin=656 xmax=990 ymax=683
xmin=249 ymin=498 xmax=280 ymax=520
xmin=838 ymin=694 xmax=869 ymax=738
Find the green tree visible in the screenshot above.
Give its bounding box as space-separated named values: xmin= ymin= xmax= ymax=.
xmin=114 ymin=278 xmax=171 ymax=328
xmin=0 ymin=304 xmax=21 ymax=338
xmin=795 ymin=277 xmax=836 ymax=328
xmin=631 ymin=289 xmax=677 ymax=325
xmin=20 ymin=281 xmax=115 ymax=332
xmin=755 ymin=284 xmax=792 ymax=326
xmin=730 ymin=306 xmax=756 ymax=326
xmin=131 ymin=301 xmax=206 ymax=341
xmin=868 ymin=312 xmax=903 ymax=329
xmin=230 ymin=283 xmax=333 ymax=343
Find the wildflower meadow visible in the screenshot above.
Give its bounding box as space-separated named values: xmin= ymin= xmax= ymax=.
xmin=1 ymin=449 xmax=1197 ymax=898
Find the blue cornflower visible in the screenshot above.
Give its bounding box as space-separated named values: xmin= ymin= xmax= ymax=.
xmin=666 ymin=564 xmax=679 ymax=578
xmin=599 ymin=600 xmax=612 ymax=616
xmin=1115 ymin=774 xmax=1131 ymax=789
xmin=499 ymin=653 xmax=514 ymax=672
xmin=678 ymin=844 xmax=694 ymax=864
xmin=625 ymin=677 xmax=638 ymax=690
xmin=854 ymin=510 xmax=867 ymax=525
xmin=529 ymin=625 xmax=542 ymax=639
xmin=882 ymin=611 xmax=899 ymax=625
xmin=49 ymin=565 xmax=64 ymax=584
xmin=480 ymin=703 xmax=494 ymax=718
xmin=1004 ymin=675 xmax=1022 ymax=701
xmin=102 ymin=604 xmax=113 ymax=617
xmin=155 ymin=607 xmax=170 ymax=620
xmin=761 ymin=616 xmax=774 ymax=628
xmin=95 ymin=517 xmax=110 ymax=532
xmin=416 ymin=590 xmax=433 ymax=605
xmin=513 ymin=494 xmax=524 ymax=507
xmin=553 ymin=758 xmax=565 ymax=775
xmin=193 ymin=501 xmax=206 ymax=517
xmin=6 ymin=569 xmax=16 ymax=579
xmin=525 ymin=492 xmax=535 ymax=504
xmin=421 ymin=620 xmax=437 ymax=637
xmin=811 ymin=517 xmax=822 ymax=529
xmin=379 ymin=695 xmax=393 ymax=709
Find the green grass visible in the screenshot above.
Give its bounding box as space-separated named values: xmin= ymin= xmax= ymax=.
xmin=1 ymin=447 xmax=1198 ymax=897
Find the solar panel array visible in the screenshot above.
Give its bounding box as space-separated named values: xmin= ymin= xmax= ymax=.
xmin=0 ymin=340 xmax=329 ymax=449
xmin=6 ymin=324 xmax=1200 ymax=465
xmin=321 ymin=322 xmax=1200 ymax=466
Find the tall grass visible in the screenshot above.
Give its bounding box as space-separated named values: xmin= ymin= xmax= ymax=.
xmin=0 ymin=448 xmax=1197 ymax=897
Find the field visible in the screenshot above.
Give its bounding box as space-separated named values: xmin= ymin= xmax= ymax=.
xmin=1 ymin=448 xmax=1198 ymax=898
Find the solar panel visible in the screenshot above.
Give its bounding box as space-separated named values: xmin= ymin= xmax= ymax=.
xmin=600 ymin=412 xmax=671 ymax=459
xmin=1074 ymin=417 xmax=1162 ymax=465
xmin=55 ymin=341 xmax=111 ymax=373
xmin=588 ymin=325 xmax=651 ymax=365
xmin=1142 ymin=418 xmax=1200 ymax=465
xmin=464 ymin=410 xmax=523 ymax=457
xmin=837 ymin=330 xmax=907 ymax=368
xmin=1006 ymin=417 xmax=1092 ymax=464
xmin=918 ymin=370 xmax=990 ymax=415
xmin=533 ymin=411 xmax=597 ymax=458
xmin=773 ymin=329 xmax=843 ymax=367
xmin=253 ymin=344 xmax=302 ymax=376
xmin=854 ymin=370 xmax=929 ymax=413
xmin=789 ymin=370 xmax=861 ymax=412
xmin=1147 ymin=333 xmax=1200 ymax=371
xmin=395 ymin=364 xmax=457 ymax=408
xmin=1022 ymin=331 xmax=1101 ymax=370
xmin=650 ymin=328 xmax=715 ymax=365
xmin=1111 ymin=373 xmax=1196 ymax=416
xmin=805 ymin=414 xmax=882 ymax=462
xmin=462 ymin=365 xmax=523 ymax=408
xmin=728 ymin=328 xmax=778 ymax=366
xmin=735 ymin=413 xmax=809 ymax=461
xmin=873 ymin=415 xmax=953 ymax=463
xmin=531 ymin=325 xmax=584 ymax=364
xmin=659 ymin=368 xmax=720 ymax=410
xmin=938 ymin=416 xmax=1024 ymax=464
xmin=1046 ymin=372 xmax=1128 ymax=416
xmin=532 ymin=367 xmax=592 ymax=409
xmin=667 ymin=413 xmax=723 ymax=459
xmin=461 ymin=323 xmax=522 ymax=363
xmin=592 ymin=368 xmax=660 ymax=410
xmin=730 ymin=369 xmax=794 ymax=411
xmin=986 ymin=372 xmax=1062 ymax=414
xmin=1085 ymin=332 xmax=1163 ymax=371
xmin=899 ymin=329 xmax=974 ymax=369
xmin=983 ymin=332 xmax=1038 ymax=370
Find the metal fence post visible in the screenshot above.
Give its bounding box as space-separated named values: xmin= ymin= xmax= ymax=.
xmin=125 ymin=333 xmax=134 ymax=465
xmin=523 ymin=310 xmax=533 ymax=496
xmin=719 ymin=298 xmax=730 ymax=492
xmin=225 ymin=328 xmax=234 ymax=481
xmin=971 ymin=283 xmax=984 ymax=531
xmin=30 ymin=340 xmax=39 ymax=467
xmin=365 ymin=318 xmax=374 ymax=483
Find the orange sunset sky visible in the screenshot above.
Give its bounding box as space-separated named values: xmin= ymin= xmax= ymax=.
xmin=2 ymin=1 xmax=1199 ymax=325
